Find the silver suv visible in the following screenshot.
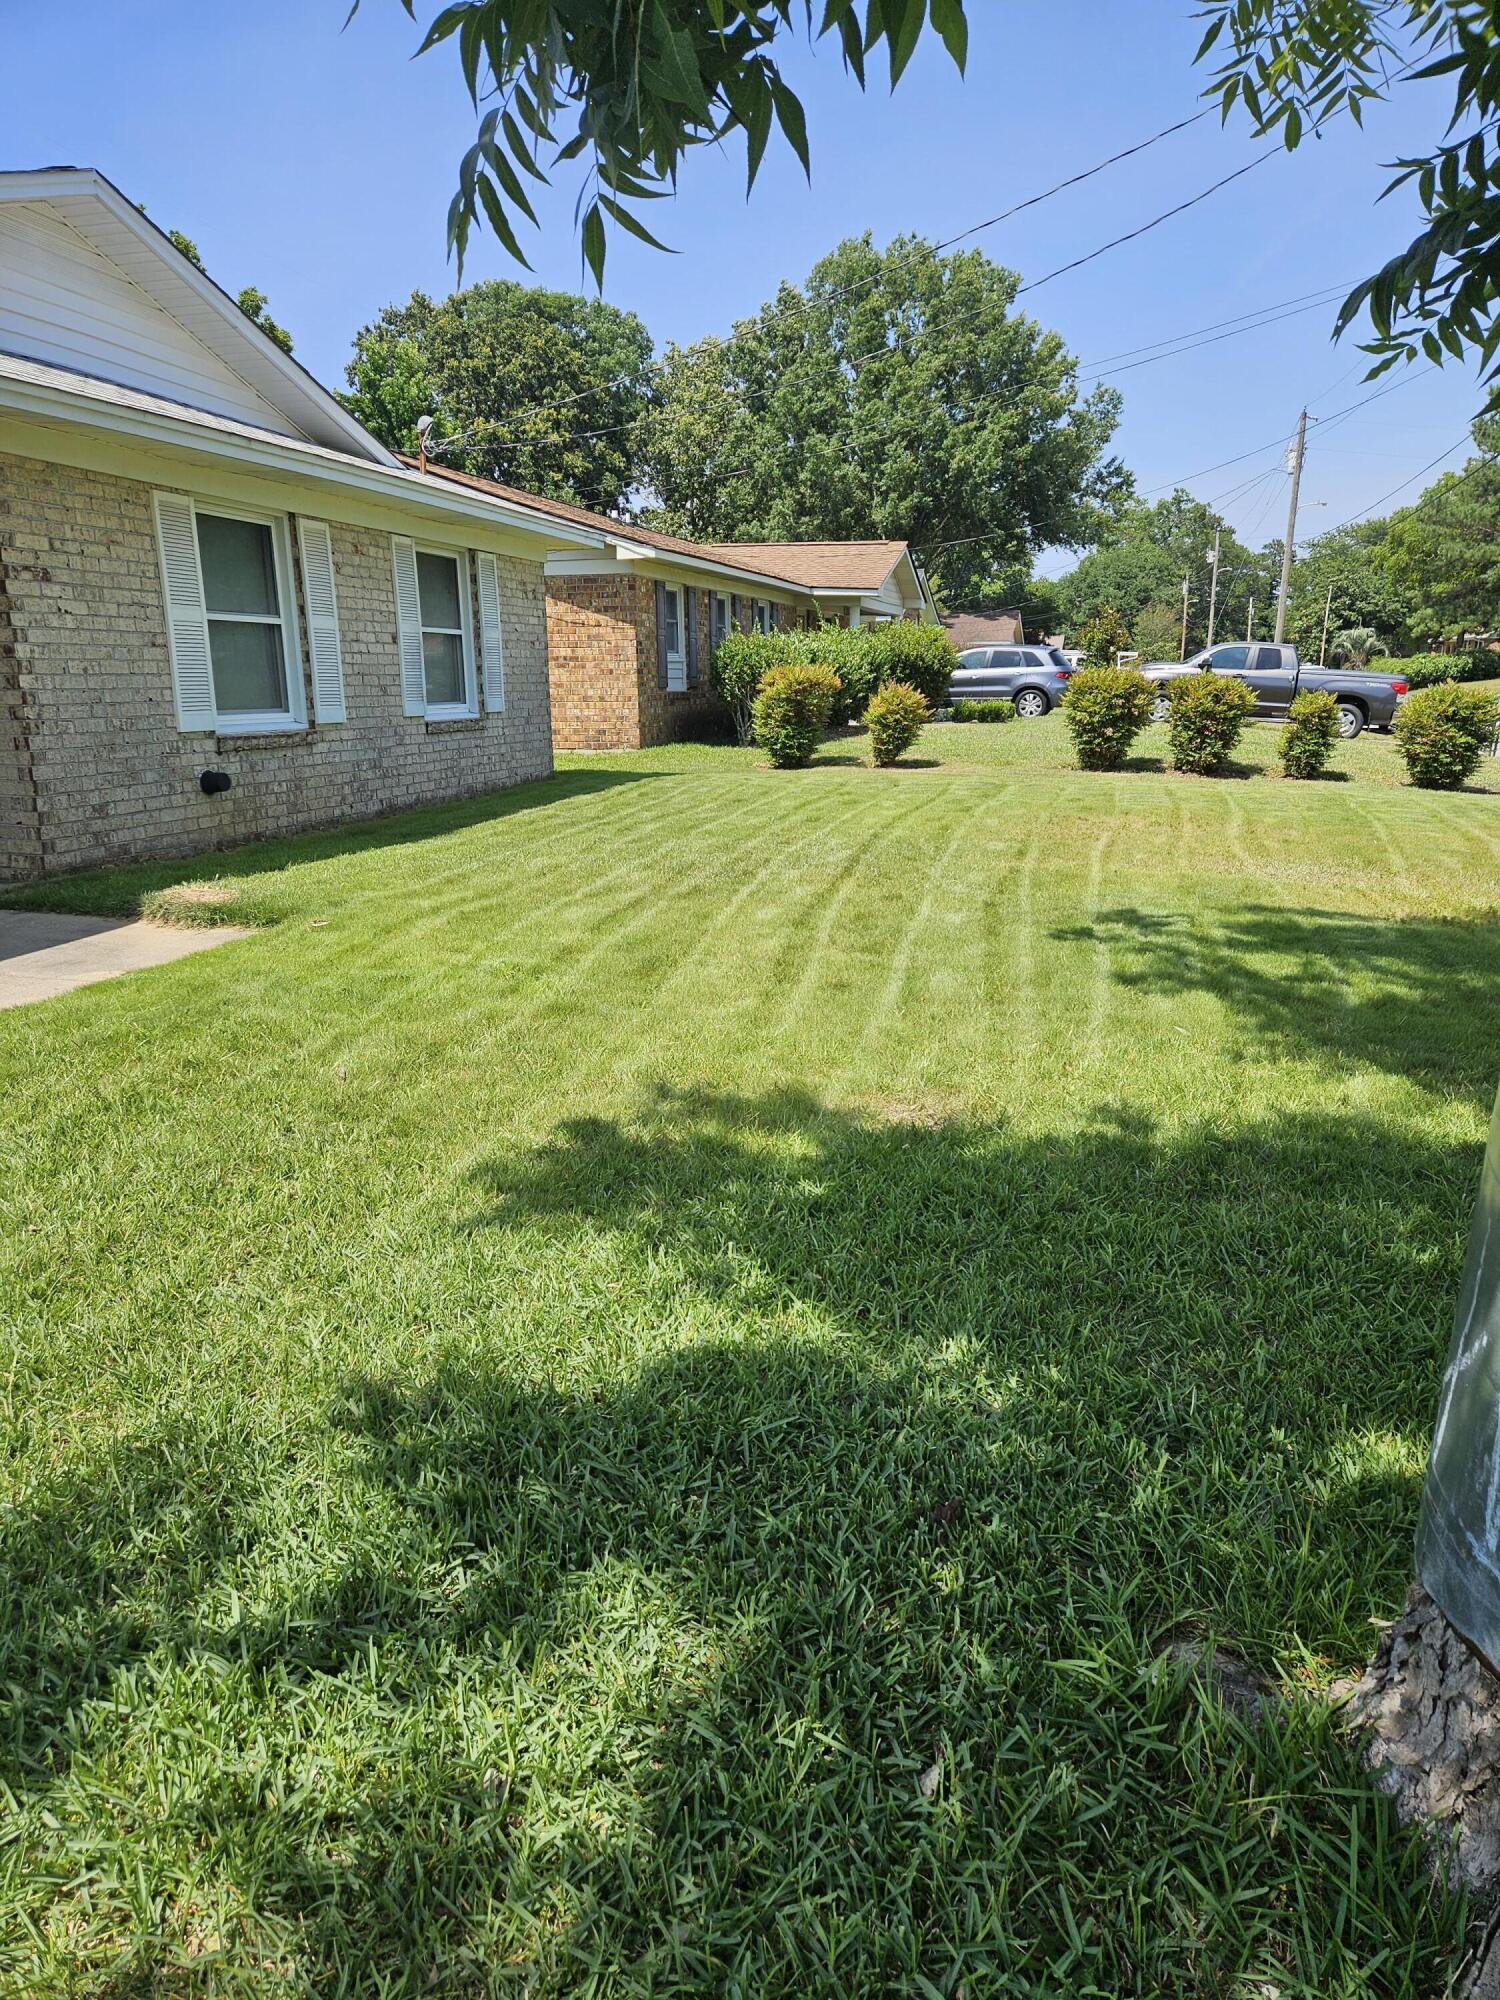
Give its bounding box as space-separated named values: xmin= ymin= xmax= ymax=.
xmin=949 ymin=644 xmax=1074 ymax=718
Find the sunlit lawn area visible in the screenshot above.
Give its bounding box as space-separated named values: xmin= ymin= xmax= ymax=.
xmin=3 ymin=714 xmax=1499 ymax=1994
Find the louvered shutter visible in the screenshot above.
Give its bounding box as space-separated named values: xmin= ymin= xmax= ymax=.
xmin=685 ymin=587 xmax=699 ymax=688
xmin=391 ymin=536 xmax=426 ymax=716
xmin=654 ymin=580 xmax=670 ymax=688
xmin=152 ymin=492 xmax=215 ymax=731
xmin=475 ymin=551 xmax=505 ymax=710
xmin=297 ymin=518 xmax=346 ymax=723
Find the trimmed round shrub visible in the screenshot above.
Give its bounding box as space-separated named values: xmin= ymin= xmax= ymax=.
xmin=1278 ymin=688 xmax=1340 ymax=779
xmin=751 ymin=661 xmax=842 ymax=768
xmin=1379 ymin=651 xmax=1496 ymax=690
xmin=951 ymin=698 xmax=1016 ymax=723
xmin=1060 ymin=665 xmax=1153 ymax=771
xmin=864 ymin=680 xmax=929 ymax=766
xmin=1393 ymin=682 xmax=1500 ymax=789
xmin=1166 ymin=670 xmax=1256 ymax=775
xmin=862 ymin=623 xmax=957 ymax=708
xmin=711 ymin=631 xmax=783 ymax=744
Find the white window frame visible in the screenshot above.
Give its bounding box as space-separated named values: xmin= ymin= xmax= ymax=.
xmin=711 ymin=590 xmax=732 ymax=650
xmin=752 ymin=598 xmax=770 ymax=635
xmin=415 ymin=542 xmax=478 ymax=720
xmin=195 ymin=501 xmax=305 ymax=735
xmin=663 ymin=582 xmax=687 ymax=692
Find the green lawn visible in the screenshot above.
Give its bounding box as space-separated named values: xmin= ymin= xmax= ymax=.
xmin=4 ymin=715 xmax=1499 ymax=1995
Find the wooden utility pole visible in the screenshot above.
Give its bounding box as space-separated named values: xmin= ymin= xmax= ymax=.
xmin=1274 ymin=410 xmax=1308 ymax=643
xmin=1318 ymin=582 xmax=1334 ymax=666
xmin=1246 ymin=597 xmax=1254 ymax=641
xmin=1180 ymin=575 xmax=1189 ymax=660
xmin=1206 ymin=528 xmax=1221 ymax=647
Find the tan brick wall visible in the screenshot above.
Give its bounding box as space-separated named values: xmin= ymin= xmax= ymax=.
xmin=0 ymin=537 xmax=42 ymax=878
xmin=545 ymin=573 xmax=641 ymax=751
xmin=548 ymin=573 xmax=812 ymax=750
xmin=0 ymin=450 xmax=554 ymax=878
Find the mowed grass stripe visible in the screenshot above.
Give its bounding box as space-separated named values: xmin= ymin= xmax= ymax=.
xmin=1 ymin=723 xmax=1495 ymax=1995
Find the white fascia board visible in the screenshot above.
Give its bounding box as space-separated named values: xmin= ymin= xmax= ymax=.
xmin=546 ymin=538 xmax=812 ymax=599
xmin=0 ymin=374 xmax=609 ymax=554
xmin=0 ymin=167 xmax=399 ymax=468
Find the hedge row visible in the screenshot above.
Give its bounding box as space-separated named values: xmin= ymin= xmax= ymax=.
xmin=1377 ymin=652 xmax=1497 ymax=690
xmin=712 ymin=623 xmax=957 ymax=741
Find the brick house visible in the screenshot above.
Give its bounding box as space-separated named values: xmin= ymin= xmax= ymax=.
xmin=403 ymin=465 xmax=935 ymax=751
xmin=0 ymin=167 xmax=616 ymax=880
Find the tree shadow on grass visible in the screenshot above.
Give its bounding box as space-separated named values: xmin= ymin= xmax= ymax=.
xmin=1051 ymin=903 xmax=1500 ymax=1106
xmin=2 ymin=768 xmax=654 ymax=923
xmin=2 ymin=1090 xmax=1478 ymax=1992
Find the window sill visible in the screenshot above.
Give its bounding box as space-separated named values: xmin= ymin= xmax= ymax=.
xmin=425 ymin=715 xmax=484 ymax=735
xmin=215 ymin=725 xmax=312 ymax=749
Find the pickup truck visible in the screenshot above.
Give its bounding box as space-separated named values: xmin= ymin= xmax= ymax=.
xmin=1139 ymin=643 xmax=1409 ymax=738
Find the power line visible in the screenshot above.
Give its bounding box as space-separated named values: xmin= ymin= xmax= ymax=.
xmin=459 ymin=106 xmax=1216 ymax=434
xmin=1326 ymin=438 xmax=1480 ymax=531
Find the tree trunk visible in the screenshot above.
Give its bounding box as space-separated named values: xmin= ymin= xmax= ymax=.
xmin=1340 ymin=1584 xmax=1500 ymax=1994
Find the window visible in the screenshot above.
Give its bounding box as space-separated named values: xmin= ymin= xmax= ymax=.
xmin=1209 ymin=645 xmax=1250 ymax=676
xmin=711 ymin=591 xmax=732 ymax=649
xmin=662 ymin=584 xmax=686 ymax=691
xmin=752 ymin=599 xmax=770 ymax=635
xmin=196 ymin=507 xmax=302 ymax=730
xmin=416 ymin=549 xmax=474 ymax=714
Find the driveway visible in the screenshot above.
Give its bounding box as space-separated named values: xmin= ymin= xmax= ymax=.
xmin=0 ymin=909 xmax=251 ymax=1007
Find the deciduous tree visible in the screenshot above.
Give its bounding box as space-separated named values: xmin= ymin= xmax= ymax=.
xmin=639 ymin=235 xmax=1129 ymax=604
xmin=344 ymin=281 xmax=653 ymax=515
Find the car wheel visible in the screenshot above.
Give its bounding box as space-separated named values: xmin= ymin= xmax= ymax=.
xmin=1335 ymin=701 xmax=1366 ymax=739
xmin=1014 ymin=689 xmax=1050 ymax=719
xmin=1149 ymin=692 xmax=1171 ymax=722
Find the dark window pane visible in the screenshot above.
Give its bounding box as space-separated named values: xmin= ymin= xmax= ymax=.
xmin=209 ymin=619 xmax=287 ymax=713
xmin=424 ymin=630 xmax=466 ymax=707
xmin=417 ymin=551 xmax=463 ymax=631
xmin=1211 ymin=646 xmax=1250 ymax=674
xmin=993 ymin=650 xmax=1023 ymax=669
xmin=197 ymin=513 xmax=280 ymax=617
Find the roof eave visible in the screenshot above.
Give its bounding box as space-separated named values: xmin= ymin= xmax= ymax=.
xmin=0 ymin=372 xmax=611 ymax=550
xmin=0 ymin=166 xmax=400 ymax=470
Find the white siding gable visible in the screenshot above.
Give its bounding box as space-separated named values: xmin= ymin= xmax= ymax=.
xmin=0 ymin=201 xmax=298 ymax=436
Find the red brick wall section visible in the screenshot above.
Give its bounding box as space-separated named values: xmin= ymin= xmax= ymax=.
xmin=545 ymin=573 xmax=641 ymax=751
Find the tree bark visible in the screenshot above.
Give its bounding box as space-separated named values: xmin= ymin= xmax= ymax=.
xmin=1340 ymin=1584 xmax=1500 ymax=1995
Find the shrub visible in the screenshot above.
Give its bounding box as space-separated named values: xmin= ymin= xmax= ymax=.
xmin=1393 ymin=682 xmax=1500 ymax=789
xmin=1278 ymin=688 xmax=1339 ymax=779
xmin=1060 ymin=665 xmax=1153 ymax=771
xmin=951 ymin=698 xmax=1016 ymax=723
xmin=712 ymin=631 xmax=783 ymax=745
xmin=751 ymin=661 xmax=842 ymax=768
xmin=1379 ymin=651 xmax=1496 ymax=690
xmin=1166 ymin=670 xmax=1256 ymax=775
xmin=799 ymin=625 xmax=884 ymax=724
xmin=862 ymin=622 xmax=957 ymax=708
xmin=864 ymin=681 xmax=929 ymax=766
xmin=1076 ymin=605 xmax=1134 ymax=671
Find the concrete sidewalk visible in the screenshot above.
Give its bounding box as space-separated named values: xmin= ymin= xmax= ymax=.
xmin=0 ymin=909 xmax=251 ymax=1007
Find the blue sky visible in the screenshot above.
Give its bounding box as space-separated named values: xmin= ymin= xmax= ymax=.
xmin=6 ymin=0 xmax=1485 ymax=575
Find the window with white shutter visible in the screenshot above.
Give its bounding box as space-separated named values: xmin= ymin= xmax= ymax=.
xmin=296 ymin=519 xmax=346 ymax=723
xmin=661 ymin=584 xmax=687 ymax=692
xmin=153 ymin=492 xmax=304 ymax=733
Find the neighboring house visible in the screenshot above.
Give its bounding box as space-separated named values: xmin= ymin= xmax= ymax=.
xmin=0 ymin=167 xmax=615 ymax=880
xmin=407 ymin=465 xmax=935 ymax=752
xmin=941 ymin=611 xmax=1025 ymax=651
